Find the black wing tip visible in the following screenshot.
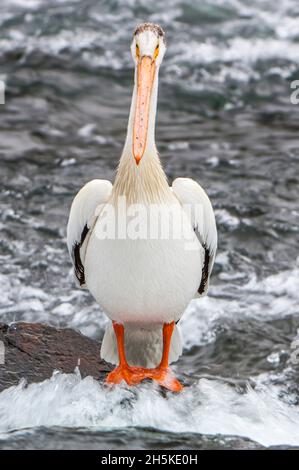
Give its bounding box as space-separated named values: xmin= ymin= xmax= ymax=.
xmin=73 ymin=242 xmax=86 ymax=286
xmin=72 ymin=223 xmax=89 ymax=287
xmin=198 ymin=246 xmax=210 ymax=295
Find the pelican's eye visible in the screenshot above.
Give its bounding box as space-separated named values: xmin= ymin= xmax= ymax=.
xmin=154 ymin=44 xmax=159 ymax=60
xmin=136 ymin=43 xmax=140 ymax=59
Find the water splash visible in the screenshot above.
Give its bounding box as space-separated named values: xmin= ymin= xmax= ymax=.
xmin=0 ymin=369 xmax=298 ymax=447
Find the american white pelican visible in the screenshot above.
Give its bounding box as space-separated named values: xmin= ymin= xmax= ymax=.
xmin=67 ymin=23 xmax=217 ymax=392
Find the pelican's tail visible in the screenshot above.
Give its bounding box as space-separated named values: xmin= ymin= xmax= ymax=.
xmin=101 ymin=322 xmax=182 ymax=368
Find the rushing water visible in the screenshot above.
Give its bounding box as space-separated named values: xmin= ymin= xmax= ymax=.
xmin=1 ymin=0 xmax=299 ymax=449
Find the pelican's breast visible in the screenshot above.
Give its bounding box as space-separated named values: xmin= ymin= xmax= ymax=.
xmin=84 ymin=200 xmax=203 ymax=324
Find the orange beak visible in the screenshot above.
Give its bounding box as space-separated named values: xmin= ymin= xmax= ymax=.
xmin=133 ymin=56 xmax=156 ymax=165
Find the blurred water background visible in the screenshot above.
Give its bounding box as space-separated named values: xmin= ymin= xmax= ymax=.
xmin=0 ymin=0 xmax=299 ymax=449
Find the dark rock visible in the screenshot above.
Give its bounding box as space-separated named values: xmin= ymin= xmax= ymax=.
xmin=0 ymin=322 xmax=111 ymax=392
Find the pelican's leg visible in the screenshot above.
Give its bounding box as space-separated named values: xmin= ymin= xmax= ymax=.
xmin=105 ymin=321 xmax=183 ymax=392
xmin=105 ymin=322 xmax=144 ymax=386
xmin=147 ymin=322 xmax=183 ymax=392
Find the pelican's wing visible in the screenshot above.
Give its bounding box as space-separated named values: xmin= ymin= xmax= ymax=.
xmin=172 ymin=177 xmax=217 ymax=296
xmin=67 ymin=179 xmax=112 ymax=288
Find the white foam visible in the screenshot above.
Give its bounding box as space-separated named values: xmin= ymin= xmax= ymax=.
xmin=0 ymin=29 xmax=101 ymax=59
xmin=3 ymin=0 xmax=42 ymax=9
xmin=0 ymin=369 xmax=298 ymax=447
xmin=215 ymin=209 xmax=240 ymax=230
xmin=180 ymin=260 xmax=299 ymax=350
xmin=78 ymin=123 xmax=97 ymax=138
xmin=173 ymin=37 xmax=299 ymax=67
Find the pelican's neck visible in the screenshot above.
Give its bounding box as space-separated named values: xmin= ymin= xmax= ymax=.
xmin=113 ymin=67 xmax=169 ymax=204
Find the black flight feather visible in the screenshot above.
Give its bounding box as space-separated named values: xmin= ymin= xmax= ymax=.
xmin=73 ymin=224 xmax=89 ymax=286
xmin=198 ymin=245 xmax=210 ymax=295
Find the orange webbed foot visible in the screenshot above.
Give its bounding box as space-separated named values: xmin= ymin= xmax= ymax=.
xmin=148 ymin=367 xmax=183 ymax=392
xmin=106 ymin=364 xmax=144 ymax=386
xmin=106 ymin=365 xmax=183 ymax=392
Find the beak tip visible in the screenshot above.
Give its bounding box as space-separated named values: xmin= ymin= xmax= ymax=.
xmin=135 ymin=155 xmax=141 ymax=165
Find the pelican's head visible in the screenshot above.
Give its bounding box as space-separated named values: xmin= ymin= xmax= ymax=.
xmin=131 ymin=23 xmax=166 ymax=165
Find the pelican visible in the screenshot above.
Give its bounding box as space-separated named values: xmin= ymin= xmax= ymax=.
xmin=67 ymin=23 xmax=217 ymax=392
